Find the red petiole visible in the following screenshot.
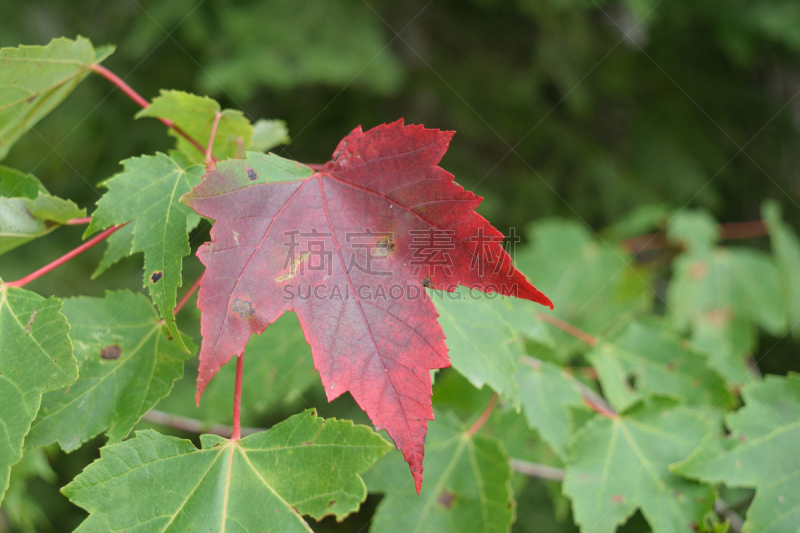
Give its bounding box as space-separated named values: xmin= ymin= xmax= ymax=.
xmin=6 ymin=224 xmax=126 ymax=288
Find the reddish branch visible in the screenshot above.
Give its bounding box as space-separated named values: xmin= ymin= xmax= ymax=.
xmin=90 ymin=64 xmax=212 ymax=161
xmin=622 ymin=219 xmax=768 ymax=254
xmin=5 ymin=224 xmax=126 ymax=288
xmin=467 ymin=392 xmax=498 ymax=436
xmin=175 ymin=272 xmax=204 ymax=315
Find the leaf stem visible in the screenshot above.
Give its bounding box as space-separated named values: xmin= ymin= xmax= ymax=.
xmin=205 ymin=112 xmax=222 ymax=167
xmin=175 ymin=272 xmax=204 ymax=315
xmin=89 ymin=64 xmax=214 ymax=161
xmin=5 ymin=224 xmax=126 ymax=288
xmin=535 ymin=312 xmax=597 ymax=346
xmin=65 ymin=216 xmax=92 ymax=225
xmin=466 ymin=392 xmax=498 ymax=436
xmin=231 ymin=353 xmax=244 ymax=440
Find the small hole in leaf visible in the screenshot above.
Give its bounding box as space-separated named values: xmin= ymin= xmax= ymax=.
xmin=246 ymin=167 xmax=257 ymax=181
xmin=151 ymin=271 xmax=163 ymax=283
xmin=625 ymin=373 xmax=638 ymax=390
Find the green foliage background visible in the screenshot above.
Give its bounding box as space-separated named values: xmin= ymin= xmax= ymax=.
xmin=1 ymin=0 xmax=800 ymax=532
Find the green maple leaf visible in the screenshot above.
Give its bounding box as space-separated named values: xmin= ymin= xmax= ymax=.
xmin=515 ymin=357 xmax=589 ymax=460
xmin=86 ymin=153 xmax=204 ymax=351
xmin=588 ymin=320 xmax=732 ymax=412
xmin=0 ymin=285 xmax=77 ymax=502
xmin=0 ymin=166 xmax=86 ymax=255
xmin=673 ymin=374 xmax=800 ymax=533
xmin=432 ymin=288 xmax=554 ymax=410
xmin=0 ymin=37 xmax=113 ymax=159
xmin=433 ymin=290 xmax=526 ymax=408
xmin=668 ymin=246 xmax=786 ymax=385
xmin=365 ymin=412 xmax=515 ymax=533
xmin=136 ymin=90 xmax=256 ymax=163
xmin=668 ymin=247 xmax=787 ymax=335
xmin=763 ymin=200 xmax=800 ymax=340
xmin=26 ymin=290 xmax=194 ymax=451
xmin=515 ymin=219 xmax=651 ymax=357
xmin=563 ymin=397 xmax=717 ymax=533
xmin=62 ymin=410 xmax=391 ymax=531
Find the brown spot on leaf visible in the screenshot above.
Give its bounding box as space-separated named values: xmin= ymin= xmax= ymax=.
xmin=327 ymin=500 xmax=336 ymax=508
xmin=24 ymin=309 xmax=38 ymax=335
xmin=437 ymin=490 xmax=456 ymax=510
xmin=376 ymin=234 xmax=395 ymax=256
xmin=421 ymin=276 xmax=432 ymax=288
xmin=232 ymin=298 xmax=255 ymax=318
xmin=612 ymin=495 xmax=624 ymax=504
xmin=100 ymin=345 xmax=122 ymax=360
xmin=151 ymin=271 xmax=163 ymax=283
xmin=246 ymin=167 xmax=257 ymax=181
xmin=688 ymin=261 xmax=709 ymax=280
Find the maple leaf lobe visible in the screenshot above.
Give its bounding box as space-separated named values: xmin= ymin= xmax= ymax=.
xmin=183 ymin=119 xmax=551 ymax=494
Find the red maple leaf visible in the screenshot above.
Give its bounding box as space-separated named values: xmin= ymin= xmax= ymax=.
xmin=183 ymin=120 xmax=552 ymax=492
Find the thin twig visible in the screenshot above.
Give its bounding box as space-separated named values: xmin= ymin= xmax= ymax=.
xmin=511 ymin=459 xmax=565 ymax=481
xmin=5 ymin=224 xmax=127 ymax=288
xmin=720 ymin=220 xmax=769 ymax=240
xmin=536 ymin=312 xmax=597 ymax=346
xmin=175 ymin=272 xmax=204 ymax=315
xmin=90 ymin=64 xmax=213 ymax=161
xmin=141 ymin=409 xmax=260 ymax=438
xmin=466 ymin=392 xmax=498 ymax=436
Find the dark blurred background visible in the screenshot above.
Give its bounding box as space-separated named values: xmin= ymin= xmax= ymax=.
xmin=1 ymin=0 xmax=799 ymax=531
